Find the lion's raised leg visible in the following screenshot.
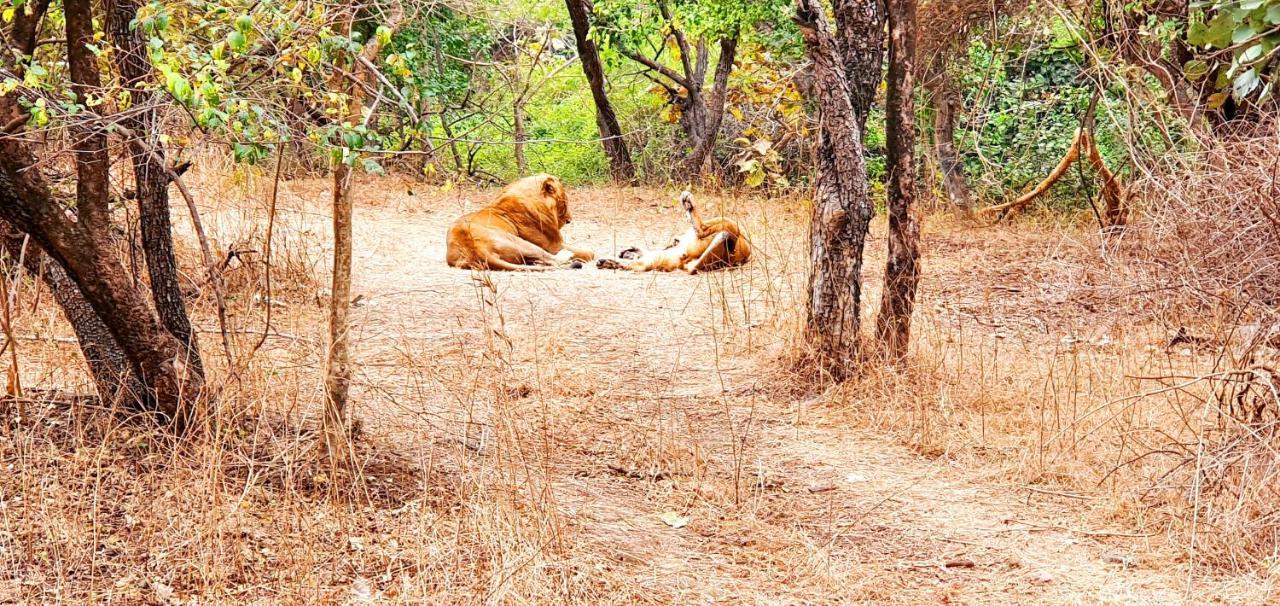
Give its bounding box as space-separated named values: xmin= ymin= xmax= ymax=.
xmin=684 ymin=231 xmax=736 ymax=274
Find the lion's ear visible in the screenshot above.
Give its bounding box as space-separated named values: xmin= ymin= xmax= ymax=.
xmin=542 ymin=176 xmax=558 ymax=197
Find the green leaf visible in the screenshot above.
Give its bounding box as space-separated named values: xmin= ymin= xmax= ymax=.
xmin=1184 ymin=59 xmax=1211 ymax=80
xmin=235 ymin=14 xmax=254 ymax=33
xmin=376 ymin=25 xmax=392 ymax=46
xmin=228 ymin=30 xmax=248 ymax=53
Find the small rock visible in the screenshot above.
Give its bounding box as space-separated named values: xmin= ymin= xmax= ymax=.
xmin=1029 ymin=570 xmax=1054 ymax=585
xmin=807 ymin=483 xmax=837 ymax=493
xmin=844 ymin=472 xmax=868 ymax=483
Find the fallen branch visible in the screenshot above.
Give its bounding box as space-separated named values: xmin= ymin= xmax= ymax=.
xmin=979 ymin=128 xmax=1082 ymax=219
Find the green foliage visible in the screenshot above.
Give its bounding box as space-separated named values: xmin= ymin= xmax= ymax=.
xmin=1186 ymin=0 xmax=1280 ymax=105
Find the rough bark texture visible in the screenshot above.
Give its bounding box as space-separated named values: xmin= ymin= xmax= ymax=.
xmin=876 ymin=0 xmax=922 ymax=361
xmin=64 ymin=0 xmax=112 ymax=230
xmin=832 ymin=0 xmax=884 ymax=130
xmin=565 ymin=0 xmax=636 ymax=182
xmin=926 ymin=70 xmax=971 ymax=210
xmin=325 ymin=161 xmax=355 ymax=462
xmin=107 ymin=0 xmax=206 ymax=379
xmin=794 ymin=0 xmax=877 ymax=378
xmin=683 ymin=35 xmax=739 ymax=175
xmin=0 ymin=128 xmax=194 ymax=422
xmin=1 ymin=224 xmax=144 ymax=403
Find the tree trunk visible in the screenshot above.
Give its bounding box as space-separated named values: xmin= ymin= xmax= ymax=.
xmin=833 ymin=0 xmax=885 ymax=131
xmin=927 ymin=70 xmax=971 ymax=210
xmin=565 ymin=0 xmax=636 ymax=182
xmin=0 ymin=136 xmax=196 ymax=423
xmin=322 ymin=5 xmax=401 ymax=466
xmin=325 ymin=160 xmax=355 ymax=464
xmin=875 ymin=0 xmax=922 ymax=362
xmin=683 ymin=35 xmax=739 ymax=176
xmin=6 ymin=0 xmax=50 ymax=59
xmin=106 ymin=0 xmax=206 ymax=380
xmin=1 ymin=224 xmax=143 ymax=403
xmin=794 ymin=0 xmax=877 ymax=379
xmin=64 ymin=0 xmax=112 ymax=230
xmin=513 ymin=100 xmax=528 ymax=174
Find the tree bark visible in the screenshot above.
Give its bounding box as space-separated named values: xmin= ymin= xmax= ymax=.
xmin=926 ymin=70 xmax=971 ymax=210
xmin=106 ymin=0 xmax=206 ymax=380
xmin=0 ymin=131 xmax=196 ymax=422
xmin=683 ymin=35 xmax=739 ymax=176
xmin=64 ymin=0 xmax=112 ymax=230
xmin=833 ymin=0 xmax=885 ymax=131
xmin=7 ymin=0 xmax=51 ymax=59
xmin=795 ymin=0 xmax=877 ymax=379
xmin=0 ymin=224 xmax=144 ymax=403
xmin=565 ymin=0 xmax=636 ymax=182
xmin=875 ymin=0 xmax=922 ymax=362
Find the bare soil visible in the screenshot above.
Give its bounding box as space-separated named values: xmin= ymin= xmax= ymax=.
xmin=5 ymin=178 xmax=1276 ymax=604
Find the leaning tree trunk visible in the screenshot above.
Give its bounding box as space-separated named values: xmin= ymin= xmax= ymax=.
xmin=565 ymin=0 xmax=636 ymax=182
xmin=875 ymin=0 xmax=922 ymax=362
xmin=794 ymin=0 xmax=878 ymax=379
xmin=106 ymin=0 xmax=205 ymax=380
xmin=1 ymin=224 xmax=144 ymax=403
xmin=0 ymin=136 xmax=197 ymax=423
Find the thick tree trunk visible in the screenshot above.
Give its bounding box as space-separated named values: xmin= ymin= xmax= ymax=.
xmin=106 ymin=0 xmax=206 ymax=379
xmin=875 ymin=0 xmax=922 ymax=362
xmin=565 ymin=0 xmax=636 ymax=182
xmin=683 ymin=35 xmax=739 ymax=176
xmin=833 ymin=0 xmax=885 ymax=130
xmin=927 ymin=71 xmax=971 ymax=210
xmin=1 ymin=224 xmax=143 ymax=403
xmin=795 ymin=0 xmax=877 ymax=378
xmin=0 ymin=137 xmax=196 ymax=422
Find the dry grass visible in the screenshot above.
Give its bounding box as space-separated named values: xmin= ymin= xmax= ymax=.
xmin=2 ymin=165 xmax=1278 ymax=604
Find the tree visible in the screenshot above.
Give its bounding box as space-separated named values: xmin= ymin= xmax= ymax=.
xmin=107 ymin=0 xmax=206 ymax=379
xmin=592 ymin=0 xmax=790 ymax=177
xmin=324 ymin=3 xmax=403 ymax=466
xmin=793 ymin=0 xmax=883 ymax=378
xmin=875 ymin=0 xmax=922 ymax=361
xmin=566 ymin=0 xmax=636 ymax=182
xmin=1 ymin=0 xmax=201 ymax=422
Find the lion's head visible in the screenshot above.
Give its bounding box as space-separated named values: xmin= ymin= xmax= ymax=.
xmin=540 ymin=174 xmax=570 ymax=227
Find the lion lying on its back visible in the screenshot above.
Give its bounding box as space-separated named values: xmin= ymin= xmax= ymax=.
xmin=445 ymin=174 xmax=594 ymax=271
xmin=596 ymin=191 xmax=750 ymax=274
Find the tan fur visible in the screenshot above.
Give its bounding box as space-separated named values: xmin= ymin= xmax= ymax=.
xmin=445 ymin=174 xmax=594 ymax=271
xmin=597 ymin=191 xmax=751 ymax=274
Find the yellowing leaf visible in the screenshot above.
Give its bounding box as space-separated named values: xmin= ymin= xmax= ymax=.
xmin=659 ymin=511 xmax=689 ymax=528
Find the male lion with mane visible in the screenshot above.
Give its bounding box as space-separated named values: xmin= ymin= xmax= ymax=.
xmin=596 ymin=191 xmax=750 ymax=274
xmin=446 ymin=174 xmax=594 ymax=271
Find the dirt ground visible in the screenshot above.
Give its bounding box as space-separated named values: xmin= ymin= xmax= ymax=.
xmin=7 ymin=176 xmax=1277 ymax=604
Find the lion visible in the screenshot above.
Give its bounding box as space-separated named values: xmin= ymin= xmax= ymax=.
xmin=596 ymin=191 xmax=750 ymax=274
xmin=446 ymin=174 xmax=594 ymax=271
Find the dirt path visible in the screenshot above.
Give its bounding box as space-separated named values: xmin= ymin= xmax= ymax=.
xmin=255 ymin=180 xmax=1273 ymax=604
